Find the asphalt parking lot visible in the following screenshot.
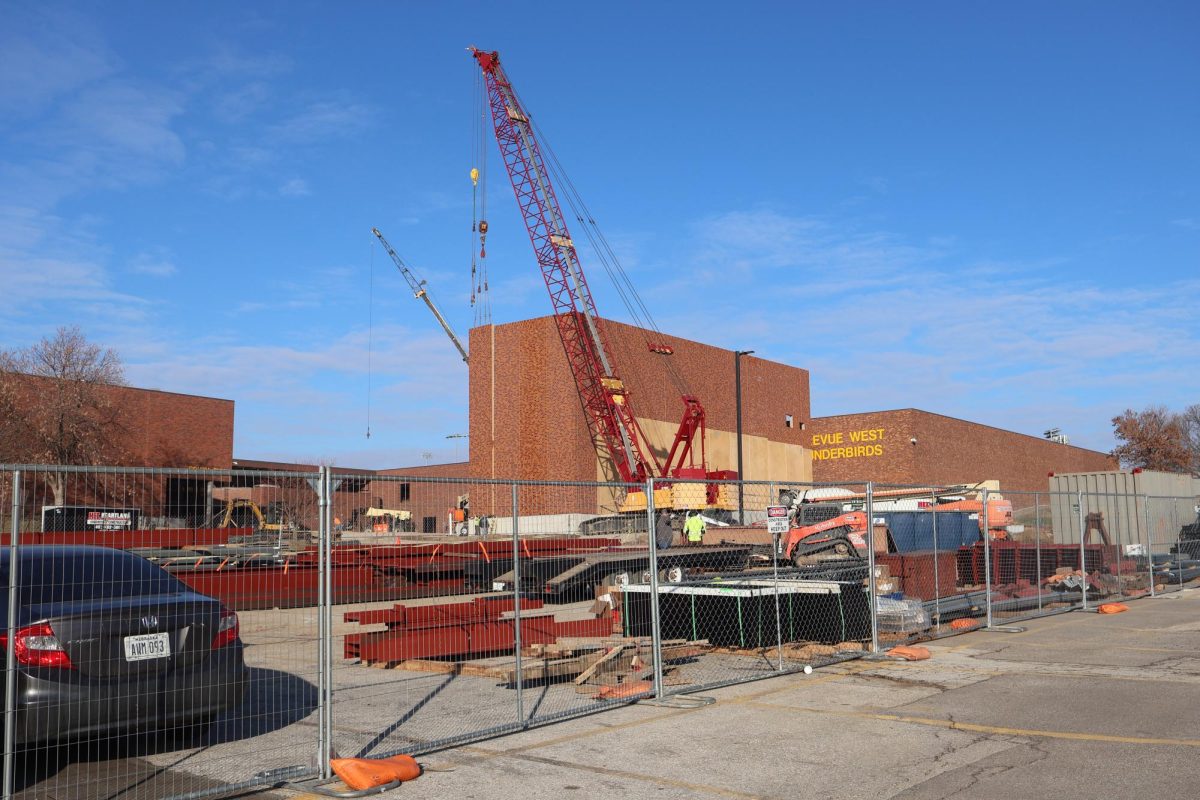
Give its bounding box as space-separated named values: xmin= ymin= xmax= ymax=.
xmin=16 ymin=587 xmax=1200 ymax=799
xmin=295 ymin=588 xmax=1200 ymax=800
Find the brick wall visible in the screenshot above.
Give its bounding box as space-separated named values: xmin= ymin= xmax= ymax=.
xmin=468 ymin=315 xmax=812 ymax=515
xmin=808 ymin=409 xmax=1116 ymax=492
xmin=3 ymin=373 xmax=234 ymax=468
xmin=372 ymin=462 xmax=473 ymax=534
xmin=105 ymin=384 xmax=234 ymax=469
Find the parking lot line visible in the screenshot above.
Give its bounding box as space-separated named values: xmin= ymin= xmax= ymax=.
xmin=739 ymin=702 xmax=1200 ymax=747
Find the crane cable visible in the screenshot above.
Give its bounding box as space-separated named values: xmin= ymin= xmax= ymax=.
xmin=365 ymin=234 xmax=375 ymax=439
xmin=518 ymin=92 xmax=687 ymax=395
xmin=471 ymin=67 xmax=491 ymax=326
xmin=470 ymin=67 xmax=479 ymax=313
xmin=525 ymin=106 xmax=691 ymax=399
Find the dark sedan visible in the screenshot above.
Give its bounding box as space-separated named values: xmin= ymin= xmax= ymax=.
xmin=1 ymin=545 xmax=247 ymax=746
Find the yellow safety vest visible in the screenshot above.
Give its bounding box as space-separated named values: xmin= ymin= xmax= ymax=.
xmin=684 ymin=516 xmax=705 ymax=542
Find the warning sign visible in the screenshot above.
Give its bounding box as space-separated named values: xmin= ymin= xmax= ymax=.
xmin=765 ymin=505 xmax=790 ymax=536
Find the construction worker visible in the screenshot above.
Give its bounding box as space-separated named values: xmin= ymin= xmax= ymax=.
xmin=684 ymin=510 xmax=706 ymax=546
xmin=654 ymin=509 xmax=673 ymax=551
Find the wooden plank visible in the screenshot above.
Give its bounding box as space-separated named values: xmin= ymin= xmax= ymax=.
xmin=360 ymin=658 xmax=464 ymax=674
xmin=659 ymin=643 xmax=708 ymax=660
xmin=498 ymin=654 xmax=596 ymax=683
xmin=455 ymin=655 xmax=516 ymax=677
xmin=573 ymin=645 xmax=627 ymax=685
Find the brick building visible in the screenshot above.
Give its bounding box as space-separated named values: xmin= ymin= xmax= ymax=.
xmin=806 ymin=409 xmax=1115 ymax=492
xmin=1 ymin=373 xmax=234 ymax=522
xmin=373 ymin=461 xmax=470 ymax=535
xmin=466 ymin=316 xmax=813 ymax=515
xmin=2 ymin=373 xmax=234 ymax=469
xmin=4 ymin=324 xmax=1122 ymax=532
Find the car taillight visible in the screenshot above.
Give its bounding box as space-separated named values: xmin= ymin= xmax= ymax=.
xmin=1 ymin=623 xmax=74 ymax=669
xmin=211 ymin=608 xmax=239 ymax=650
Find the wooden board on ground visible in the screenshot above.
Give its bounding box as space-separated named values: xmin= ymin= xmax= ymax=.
xmin=573 ymin=645 xmax=628 ymax=684
xmin=362 ymin=658 xmax=463 ymax=673
xmin=711 ymin=641 xmax=865 ymax=661
xmin=361 ymin=638 xmax=710 ymax=683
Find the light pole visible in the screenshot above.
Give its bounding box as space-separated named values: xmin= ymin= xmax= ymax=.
xmin=445 ymin=433 xmax=468 ymax=462
xmin=735 ymin=350 xmax=755 ymax=525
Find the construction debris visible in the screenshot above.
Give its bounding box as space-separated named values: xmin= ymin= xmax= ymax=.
xmin=354 ymin=634 xmax=708 ymax=688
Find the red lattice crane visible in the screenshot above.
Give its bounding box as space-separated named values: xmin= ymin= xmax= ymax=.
xmin=471 ymin=48 xmax=721 ymax=493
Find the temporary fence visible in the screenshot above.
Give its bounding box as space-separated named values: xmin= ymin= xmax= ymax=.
xmin=641 ymin=478 xmax=873 ymax=697
xmin=1 ymin=465 xmax=328 ymax=800
xmin=1 ymin=464 xmax=1197 ymax=800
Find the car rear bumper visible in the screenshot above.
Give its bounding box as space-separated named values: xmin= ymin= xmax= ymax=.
xmin=12 ymin=642 xmax=247 ymax=744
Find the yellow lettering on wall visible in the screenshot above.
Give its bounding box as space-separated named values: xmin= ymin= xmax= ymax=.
xmin=849 ymin=428 xmax=886 ymax=442
xmin=810 ymin=443 xmax=885 ymax=461
xmin=812 ymin=432 xmax=845 ymax=446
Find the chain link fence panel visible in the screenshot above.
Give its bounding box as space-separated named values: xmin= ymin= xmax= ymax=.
xmin=5 ymin=461 xmax=1196 ymax=798
xmin=2 ymin=465 xmax=326 ymax=800
xmin=648 ymin=479 xmax=873 ymax=695
xmin=1146 ymin=494 xmax=1200 ymax=594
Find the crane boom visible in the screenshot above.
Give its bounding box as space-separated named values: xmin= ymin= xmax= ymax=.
xmin=471 ymin=48 xmax=711 ymax=487
xmin=372 ymin=226 xmax=469 ymax=363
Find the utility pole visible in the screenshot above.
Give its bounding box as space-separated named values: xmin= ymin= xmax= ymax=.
xmin=735 ymin=350 xmax=755 ymax=525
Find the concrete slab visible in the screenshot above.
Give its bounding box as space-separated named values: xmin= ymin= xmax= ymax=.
xmin=896 ymin=672 xmax=1200 ymax=739
xmin=889 ymin=738 xmax=1198 ymax=799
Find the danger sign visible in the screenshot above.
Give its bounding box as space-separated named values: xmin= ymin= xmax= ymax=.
xmin=765 ymin=505 xmax=790 ymax=535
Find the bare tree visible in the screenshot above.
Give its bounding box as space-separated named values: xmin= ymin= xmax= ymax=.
xmin=0 ymin=327 xmax=129 ymax=504
xmin=1182 ymin=403 xmax=1200 ymax=473
xmin=1110 ymin=406 xmax=1192 ymax=473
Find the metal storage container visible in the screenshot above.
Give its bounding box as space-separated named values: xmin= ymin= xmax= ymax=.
xmin=874 ymin=510 xmax=980 ymax=552
xmin=1047 ymin=471 xmax=1200 ymax=550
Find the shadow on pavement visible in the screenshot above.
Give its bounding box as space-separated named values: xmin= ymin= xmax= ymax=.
xmin=12 ymin=667 xmax=317 ymax=799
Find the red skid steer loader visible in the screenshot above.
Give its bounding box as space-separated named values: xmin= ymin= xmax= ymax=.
xmin=782 ymin=503 xmax=870 ymax=567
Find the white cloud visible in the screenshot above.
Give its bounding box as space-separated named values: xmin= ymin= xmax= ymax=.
xmin=200 ymin=48 xmax=292 ymax=80
xmin=212 ymin=80 xmax=272 ymax=123
xmin=59 ymin=82 xmax=186 ymax=168
xmin=279 ymin=177 xmax=310 ymax=197
xmin=0 ymin=7 xmax=117 ymax=117
xmin=271 ymin=100 xmax=377 ymax=144
xmin=128 ymin=250 xmax=177 ymax=277
xmin=630 ymin=208 xmax=1200 ymax=453
xmin=121 ymin=324 xmax=470 ymax=468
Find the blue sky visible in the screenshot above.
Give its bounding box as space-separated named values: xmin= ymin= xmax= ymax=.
xmin=1 ymin=1 xmax=1197 ymax=468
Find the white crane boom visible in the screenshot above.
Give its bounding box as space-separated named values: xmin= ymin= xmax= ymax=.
xmin=371 ymin=227 xmax=469 ymax=363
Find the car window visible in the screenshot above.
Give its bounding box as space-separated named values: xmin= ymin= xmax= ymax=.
xmin=0 ymin=550 xmax=188 ymax=605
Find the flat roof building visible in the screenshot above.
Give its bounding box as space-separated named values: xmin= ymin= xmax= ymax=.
xmin=466 ymin=316 xmax=814 ymax=515
xmin=807 ymin=408 xmax=1115 ymax=493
